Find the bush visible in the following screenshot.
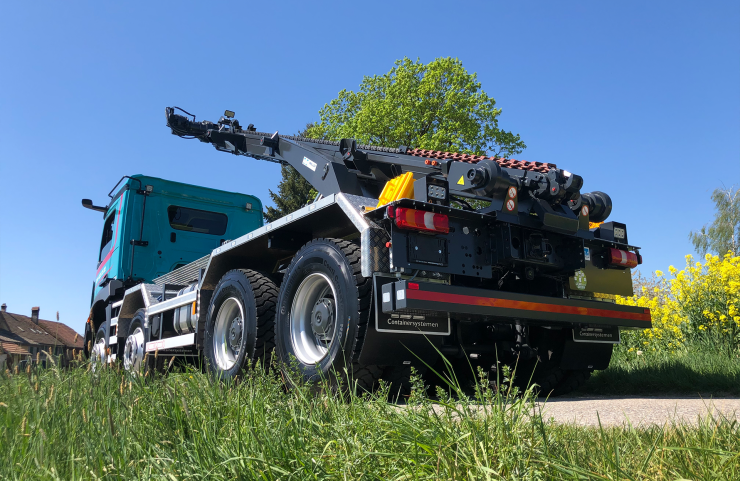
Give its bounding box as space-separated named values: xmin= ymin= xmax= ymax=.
xmin=617 ymin=253 xmax=740 ymax=354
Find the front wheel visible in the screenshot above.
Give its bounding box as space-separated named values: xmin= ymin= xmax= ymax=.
xmin=122 ymin=309 xmax=147 ymax=375
xmin=90 ymin=327 xmax=107 ymax=372
xmin=275 ymin=238 xmax=381 ymax=394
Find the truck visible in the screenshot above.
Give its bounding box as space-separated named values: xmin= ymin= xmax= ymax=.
xmin=81 ymin=106 xmax=651 ymax=396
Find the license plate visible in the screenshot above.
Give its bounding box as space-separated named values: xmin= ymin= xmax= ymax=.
xmin=573 ymin=326 xmax=621 ymax=344
xmin=377 ymin=313 xmax=451 ymax=335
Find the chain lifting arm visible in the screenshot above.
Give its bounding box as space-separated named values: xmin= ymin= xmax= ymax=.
xmin=165 ymin=107 xmax=613 ymax=233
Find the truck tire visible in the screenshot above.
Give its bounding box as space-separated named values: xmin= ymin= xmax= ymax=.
xmin=551 ymin=369 xmax=592 ymax=396
xmin=516 ymin=364 xmax=593 ymax=397
xmin=122 ymin=309 xmax=148 ymax=375
xmin=513 ymin=328 xmax=594 ymax=397
xmin=275 ymin=238 xmax=382 ymax=394
xmin=382 ymin=365 xmax=428 ymax=403
xmin=90 ymin=327 xmax=108 ymax=373
xmin=204 ymin=269 xmax=277 ymax=380
xmin=83 ymin=323 xmax=93 ymax=360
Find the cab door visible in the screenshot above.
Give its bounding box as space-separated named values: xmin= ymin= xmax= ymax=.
xmin=164 ymin=204 xmax=229 ymax=271
xmin=94 ymin=194 xmax=123 ymax=289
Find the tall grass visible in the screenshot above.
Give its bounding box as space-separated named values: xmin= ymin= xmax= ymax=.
xmin=582 ymin=338 xmax=740 ymax=396
xmin=1 ymin=360 xmax=738 ymax=480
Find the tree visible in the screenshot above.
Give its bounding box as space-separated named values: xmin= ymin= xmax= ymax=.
xmin=263 ymin=124 xmax=318 ymax=222
xmin=305 ymin=57 xmax=526 ymax=157
xmin=689 ymin=186 xmax=740 ymax=256
xmin=264 ymin=57 xmax=525 ymax=220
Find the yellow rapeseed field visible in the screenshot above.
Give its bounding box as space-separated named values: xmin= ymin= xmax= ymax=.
xmin=617 ymin=253 xmax=740 ymax=352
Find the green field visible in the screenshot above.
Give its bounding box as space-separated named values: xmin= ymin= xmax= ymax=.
xmin=1 ymin=357 xmax=738 ymax=480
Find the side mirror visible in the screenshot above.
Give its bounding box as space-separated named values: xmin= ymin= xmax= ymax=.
xmin=82 ymin=199 xmax=107 ymax=214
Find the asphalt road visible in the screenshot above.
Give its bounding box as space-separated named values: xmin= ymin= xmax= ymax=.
xmin=536 ymin=396 xmax=740 ymax=427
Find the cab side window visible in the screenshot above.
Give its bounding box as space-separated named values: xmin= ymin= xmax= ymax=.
xmin=167 ymin=206 xmax=228 ymax=235
xmin=99 ymin=211 xmax=116 ymax=262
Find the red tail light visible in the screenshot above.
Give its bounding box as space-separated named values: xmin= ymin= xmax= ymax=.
xmin=609 ymin=248 xmax=638 ymax=268
xmin=394 ymin=207 xmax=449 ymax=234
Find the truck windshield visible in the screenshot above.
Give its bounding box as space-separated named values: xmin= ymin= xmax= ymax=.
xmin=99 ymin=212 xmax=116 ymax=262
xmin=167 ymin=206 xmax=228 ymax=235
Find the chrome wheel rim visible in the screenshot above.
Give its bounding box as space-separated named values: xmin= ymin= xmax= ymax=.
xmin=213 ymin=297 xmax=244 ymax=371
xmin=290 ymin=272 xmax=337 ymax=364
xmin=123 ymin=327 xmax=145 ymax=374
xmin=90 ymin=336 xmax=107 ymax=372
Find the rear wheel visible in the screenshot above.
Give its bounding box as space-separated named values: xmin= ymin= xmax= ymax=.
xmin=275 ymin=238 xmax=381 ymax=394
xmin=516 ymin=363 xmax=593 ymax=397
xmin=382 ymin=365 xmax=429 ymax=403
xmin=204 ymin=269 xmax=277 ymax=380
xmin=513 ymin=328 xmax=595 ymax=397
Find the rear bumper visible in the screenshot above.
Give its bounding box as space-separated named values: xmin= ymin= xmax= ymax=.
xmin=381 ymin=280 xmax=652 ymax=329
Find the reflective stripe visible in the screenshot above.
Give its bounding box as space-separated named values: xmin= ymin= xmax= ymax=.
xmin=406 ymin=289 xmax=652 ymax=323
xmin=394 ymin=207 xmax=449 ymax=234
xmin=423 ymin=211 xmax=435 ymax=230
xmin=608 ymin=248 xmax=638 ymax=268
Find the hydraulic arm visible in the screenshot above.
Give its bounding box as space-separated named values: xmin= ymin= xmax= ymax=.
xmin=165 ymin=107 xmax=613 ymax=236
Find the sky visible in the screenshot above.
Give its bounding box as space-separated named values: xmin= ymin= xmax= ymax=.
xmin=1 ymin=1 xmax=738 ymax=335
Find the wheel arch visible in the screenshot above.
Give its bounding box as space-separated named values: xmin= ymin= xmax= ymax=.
xmin=118 ymin=285 xmax=148 ymax=320
xmin=88 ymin=279 xmax=125 ymax=334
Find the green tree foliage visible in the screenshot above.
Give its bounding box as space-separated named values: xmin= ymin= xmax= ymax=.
xmin=263 ymin=124 xmax=318 ymax=222
xmin=689 ymin=186 xmax=740 ymax=256
xmin=263 ymin=165 xmax=317 ymax=222
xmin=305 ymin=57 xmax=526 ymax=157
xmin=265 ymin=57 xmax=525 ymax=220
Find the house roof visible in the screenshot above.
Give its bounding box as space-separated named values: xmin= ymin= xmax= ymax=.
xmin=0 ymin=342 xmax=30 ymax=356
xmin=37 ymin=319 xmax=84 ymax=349
xmin=0 ymin=331 xmax=28 ymax=345
xmin=0 ymin=311 xmax=83 ymax=349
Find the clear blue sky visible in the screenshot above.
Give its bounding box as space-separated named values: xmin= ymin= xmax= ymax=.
xmin=1 ymin=1 xmax=738 ymax=335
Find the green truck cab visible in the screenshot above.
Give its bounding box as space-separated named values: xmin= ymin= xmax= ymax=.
xmin=82 ymin=175 xmax=262 ymax=354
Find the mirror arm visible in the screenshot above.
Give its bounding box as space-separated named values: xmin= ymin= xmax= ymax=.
xmin=82 ymin=199 xmax=108 ymax=214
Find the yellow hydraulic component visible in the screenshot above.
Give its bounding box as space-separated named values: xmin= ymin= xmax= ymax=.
xmin=375 ymin=172 xmax=415 ymax=209
xmin=589 ymin=221 xmax=604 ymax=230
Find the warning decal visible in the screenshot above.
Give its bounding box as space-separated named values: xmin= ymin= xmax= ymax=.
xmin=457 ymin=176 xmax=465 ymax=185
xmin=507 ymin=186 xmax=517 ymax=199
xmin=581 ymin=205 xmax=589 ymax=217
xmin=574 ymin=270 xmax=587 ymax=290
xmin=506 ymin=199 xmax=515 ymax=211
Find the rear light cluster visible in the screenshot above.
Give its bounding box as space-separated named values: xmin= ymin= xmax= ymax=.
xmin=387 ymin=206 xmax=449 ymax=234
xmin=608 ymin=248 xmax=640 ymax=268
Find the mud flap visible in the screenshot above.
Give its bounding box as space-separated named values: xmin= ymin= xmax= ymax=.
xmin=358 ymin=275 xmax=442 ymax=367
xmin=560 ymin=339 xmax=613 ymax=370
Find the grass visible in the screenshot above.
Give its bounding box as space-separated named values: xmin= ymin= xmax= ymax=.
xmin=1 ymin=357 xmax=738 ymax=480
xmin=578 ymin=338 xmax=740 ymax=396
